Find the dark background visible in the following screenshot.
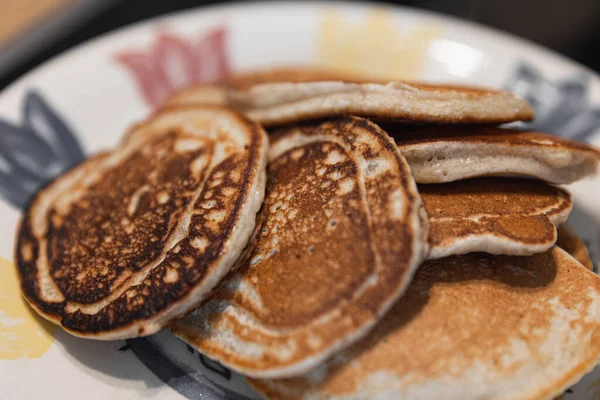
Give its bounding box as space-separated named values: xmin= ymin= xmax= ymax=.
xmin=2 ymin=0 xmax=600 ymax=90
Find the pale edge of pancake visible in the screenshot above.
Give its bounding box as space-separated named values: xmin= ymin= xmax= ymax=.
xmin=398 ymin=141 xmax=599 ymax=184
xmin=15 ymin=107 xmax=269 ymax=340
xmin=228 ymin=81 xmax=534 ymax=126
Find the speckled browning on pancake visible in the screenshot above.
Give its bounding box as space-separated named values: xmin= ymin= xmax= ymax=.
xmin=249 ymin=247 xmax=600 ymax=400
xmin=557 ymin=225 xmax=593 ymax=271
xmin=171 ymin=116 xmax=428 ymax=378
xmin=227 ymin=81 xmax=534 ymax=127
xmin=420 ymin=178 xmax=572 ymax=259
xmin=15 ymin=105 xmax=268 ymax=339
xmin=390 ymin=125 xmax=600 ymax=184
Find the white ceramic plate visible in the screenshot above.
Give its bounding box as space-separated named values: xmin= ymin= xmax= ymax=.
xmin=1 ymin=2 xmax=600 ymax=399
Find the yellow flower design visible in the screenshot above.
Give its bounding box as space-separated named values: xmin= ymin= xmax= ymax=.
xmin=318 ymin=9 xmax=440 ymax=81
xmin=0 ymin=258 xmax=55 ymax=360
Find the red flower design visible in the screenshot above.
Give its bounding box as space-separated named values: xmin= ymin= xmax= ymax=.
xmin=115 ymin=26 xmax=230 ymax=108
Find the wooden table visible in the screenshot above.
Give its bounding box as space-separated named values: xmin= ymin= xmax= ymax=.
xmin=0 ymin=0 xmax=76 ymax=47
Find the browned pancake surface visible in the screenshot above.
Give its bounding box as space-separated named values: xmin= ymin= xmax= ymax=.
xmin=16 ymin=106 xmax=267 ymax=339
xmin=171 ymin=116 xmax=428 ymax=378
xmin=250 ymin=247 xmax=600 ymax=400
xmin=421 ymin=178 xmax=572 ymax=259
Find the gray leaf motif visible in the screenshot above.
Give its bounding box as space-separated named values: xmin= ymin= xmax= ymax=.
xmin=0 ymin=91 xmax=85 ymax=209
xmin=504 ymin=64 xmax=600 ymax=142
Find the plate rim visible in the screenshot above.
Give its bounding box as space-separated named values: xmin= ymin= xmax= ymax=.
xmin=0 ymin=0 xmax=599 ymax=103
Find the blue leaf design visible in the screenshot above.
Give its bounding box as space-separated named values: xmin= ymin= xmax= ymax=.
xmin=504 ymin=63 xmax=600 ymax=142
xmin=0 ymin=90 xmax=86 ymax=209
xmin=23 ymin=91 xmax=85 ymax=165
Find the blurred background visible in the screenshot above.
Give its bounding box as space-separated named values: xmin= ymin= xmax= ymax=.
xmin=1 ymin=0 xmax=600 ymax=90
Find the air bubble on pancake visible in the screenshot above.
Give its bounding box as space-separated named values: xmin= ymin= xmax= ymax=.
xmin=21 ymin=242 xmax=33 ymax=262
xmin=324 ymin=149 xmax=345 ymax=165
xmin=51 ymin=215 xmax=63 ymax=227
xmin=174 ymin=138 xmax=204 ymax=153
xmin=222 ymin=187 xmax=236 ymax=196
xmin=104 ymin=236 xmax=113 ymax=243
xmin=210 ymin=179 xmax=223 ymax=188
xmin=307 ymin=334 xmax=323 ymax=349
xmin=127 ymin=185 xmax=150 ymax=217
xmin=337 ymin=178 xmax=355 ymax=196
xmin=230 ymin=170 xmax=241 ymax=183
xmin=190 ymin=237 xmax=208 ymax=252
xmin=202 ymin=200 xmax=217 ymax=209
xmin=153 ymin=192 xmax=168 ymax=205
xmin=389 ymin=188 xmax=406 ymax=220
xmin=316 ymin=166 xmax=327 ymax=177
xmin=190 ymin=155 xmax=208 ymax=177
xmin=164 ymin=268 xmax=179 ymax=283
xmin=362 ymin=157 xmax=393 ymax=179
xmin=329 ymin=170 xmax=342 ymax=180
xmin=290 ymin=148 xmax=305 ymax=161
xmin=287 ymin=209 xmax=298 ymax=219
xmin=207 ymin=210 xmax=226 ymax=223
xmin=274 ymin=342 xmax=297 ymax=362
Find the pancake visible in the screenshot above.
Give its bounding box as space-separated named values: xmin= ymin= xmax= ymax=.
xmin=557 ymin=225 xmax=593 ymax=271
xmin=227 ymin=81 xmax=534 ymax=127
xmin=390 ymin=125 xmax=600 ymax=184
xmin=164 ymin=67 xmax=374 ymax=107
xmin=171 ymin=116 xmax=428 ymax=378
xmin=421 ymin=178 xmax=572 ymax=259
xmin=165 ymin=84 xmax=227 ymax=106
xmin=15 ymin=105 xmax=268 ymax=340
xmin=249 ymin=246 xmax=600 ymax=400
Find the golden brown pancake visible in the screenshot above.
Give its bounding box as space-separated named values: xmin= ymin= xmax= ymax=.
xmin=15 ymin=105 xmax=268 ymax=339
xmin=227 ymin=81 xmax=534 ymax=127
xmin=557 ymin=225 xmax=593 ymax=270
xmin=171 ymin=117 xmax=428 ymax=378
xmin=390 ymin=125 xmax=600 ymax=184
xmin=420 ymin=178 xmax=572 ymax=259
xmin=249 ymin=247 xmax=600 ymax=400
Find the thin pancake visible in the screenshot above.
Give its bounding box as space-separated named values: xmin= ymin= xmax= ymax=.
xmin=171 ymin=116 xmax=428 ymax=378
xmin=557 ymin=225 xmax=593 ymax=270
xmin=250 ymin=247 xmax=600 ymax=400
xmin=227 ymin=81 xmax=534 ymax=127
xmin=164 ymin=67 xmax=376 ymax=107
xmin=421 ymin=178 xmax=572 ymax=259
xmin=390 ymin=125 xmax=600 ymax=184
xmin=15 ymin=105 xmax=268 ymax=339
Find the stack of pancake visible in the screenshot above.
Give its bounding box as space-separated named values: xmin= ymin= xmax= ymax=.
xmin=14 ymin=67 xmax=600 ymax=400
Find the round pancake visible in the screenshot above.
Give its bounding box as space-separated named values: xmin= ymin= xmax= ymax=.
xmin=557 ymin=225 xmax=593 ymax=271
xmin=249 ymin=246 xmax=600 ymax=400
xmin=15 ymin=105 xmax=268 ymax=340
xmin=227 ymin=81 xmax=534 ymax=127
xmin=390 ymin=125 xmax=600 ymax=184
xmin=171 ymin=116 xmax=428 ymax=378
xmin=421 ymin=178 xmax=572 ymax=259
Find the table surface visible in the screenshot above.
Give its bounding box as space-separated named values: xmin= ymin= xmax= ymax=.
xmin=1 ymin=0 xmax=600 ymax=90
